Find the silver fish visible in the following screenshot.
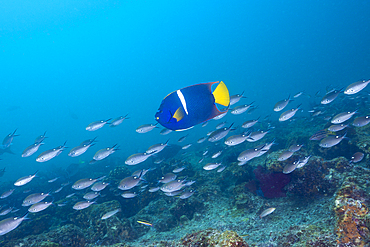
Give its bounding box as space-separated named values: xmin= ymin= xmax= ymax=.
xmin=242 ymin=118 xmax=259 ymax=129
xmin=203 ymin=163 xmax=222 ymax=171
xmin=80 ymin=137 xmax=97 ymax=146
xmin=160 ymin=128 xmax=172 ymax=135
xmin=68 ymin=143 xmax=94 ymax=157
xmin=224 ymin=133 xmax=248 ymax=146
xmin=148 ymin=187 xmax=160 ymax=193
xmin=101 ymin=208 xmax=121 ymax=220
xmin=73 ymin=201 xmax=95 ymax=210
xmin=22 ymin=142 xmax=44 ymax=158
xmin=110 ymin=114 xmax=129 ymax=127
xmin=230 ymin=103 xmax=253 ymax=115
xmin=331 ymin=111 xmax=357 ymax=124
xmin=179 ymin=190 xmax=195 ymax=199
xmin=54 ymin=187 xmax=63 ymax=193
xmin=178 ymin=134 xmax=189 ymax=142
xmin=0 ymin=189 xmax=15 ymax=199
xmin=237 ymin=147 xmax=262 ymax=162
xmin=22 ymin=192 xmax=50 ymax=206
xmin=197 ymin=137 xmax=207 ymax=143
xmin=28 ymin=201 xmax=53 ymax=213
xmin=83 ymin=192 xmax=100 ymax=200
xmin=2 ymin=129 xmax=18 ymax=149
xmin=164 ymin=190 xmax=183 ymax=197
xmin=260 ymin=208 xmax=276 ymax=218
xmin=288 ymin=144 xmax=303 ymax=152
xmin=159 ymin=173 xmax=177 ymax=183
xmin=146 ymin=140 xmax=169 ymax=155
xmin=14 ymin=171 xmax=38 ymax=186
xmin=160 ymin=178 xmax=187 ymax=193
xmin=216 ymin=121 xmax=227 ymax=129
xmin=283 ymin=160 xmax=299 ymax=174
xmin=208 ymin=124 xmax=234 ymax=142
xmin=118 ymin=175 xmax=142 ymax=190
xmin=125 ymin=152 xmax=151 ymax=165
xmin=173 ymin=166 xmax=186 ymax=173
xmin=350 ymin=152 xmax=364 ymax=163
xmin=293 ymin=91 xmax=303 ymax=98
xmin=278 ymin=150 xmax=294 ymax=161
xmin=36 ymin=142 xmax=67 ymax=162
xmin=273 ymin=96 xmax=292 ymax=112
xmin=136 ymin=123 xmax=158 ymax=133
xmin=91 ymin=181 xmax=110 ymax=192
xmin=229 ymin=91 xmax=245 ymax=105
xmin=0 ymin=207 xmax=13 ymax=216
xmin=319 ymin=133 xmax=346 ymax=148
xmin=320 ymin=89 xmax=342 ymax=105
xmin=247 ymin=130 xmax=269 ymax=142
xmin=72 ymin=178 xmax=98 ymax=190
xmin=121 ymin=192 xmax=137 ymax=198
xmin=93 ymin=144 xmax=118 ymax=161
xmin=182 ymin=144 xmax=192 ymax=150
xmin=279 ymin=104 xmax=301 ymax=122
xmin=352 ymin=116 xmax=370 ymax=127
xmin=212 ymin=111 xmax=227 ymax=120
xmin=86 ymin=119 xmax=111 ymax=131
xmin=0 ymin=213 xmax=28 ymax=236
xmin=211 ymin=150 xmax=223 ymax=159
xmin=296 ymin=155 xmax=311 ymax=168
xmin=344 ymin=80 xmax=370 ymax=95
xmin=217 ymin=165 xmax=227 ymax=172
xmin=327 ymin=124 xmax=348 ymax=132
xmin=48 ymin=177 xmax=59 ymax=183
xmin=34 ymin=131 xmax=47 ymax=144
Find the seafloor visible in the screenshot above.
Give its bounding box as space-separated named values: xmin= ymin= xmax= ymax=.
xmin=1 ymin=114 xmax=370 ymax=247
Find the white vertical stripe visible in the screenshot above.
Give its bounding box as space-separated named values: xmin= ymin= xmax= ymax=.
xmin=176 ymin=90 xmax=188 ymax=115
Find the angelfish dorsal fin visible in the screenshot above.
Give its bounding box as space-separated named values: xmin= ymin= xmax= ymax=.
xmin=212 ymin=81 xmax=230 ymax=107
xmin=173 ymin=107 xmax=185 ymax=122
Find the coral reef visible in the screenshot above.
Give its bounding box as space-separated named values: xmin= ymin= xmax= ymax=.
xmin=180 ymin=229 xmax=249 ymax=247
xmin=253 ymin=166 xmax=291 ymax=198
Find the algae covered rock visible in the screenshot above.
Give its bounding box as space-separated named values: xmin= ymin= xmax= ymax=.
xmin=180 ymin=229 xmax=249 ymax=247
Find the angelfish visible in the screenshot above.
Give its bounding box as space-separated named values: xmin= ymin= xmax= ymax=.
xmin=155 ymin=81 xmax=230 ymax=131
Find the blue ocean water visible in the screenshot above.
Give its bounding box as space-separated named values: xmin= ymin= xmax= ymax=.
xmin=0 ymin=1 xmax=370 ymax=246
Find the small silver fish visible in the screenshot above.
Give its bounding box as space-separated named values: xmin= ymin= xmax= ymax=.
xmin=197 ymin=137 xmax=207 ymax=143
xmin=80 ymin=137 xmax=97 ymax=146
xmin=241 ymin=118 xmax=259 ymax=129
xmin=319 ymin=133 xmax=346 ymax=148
xmin=215 ymin=121 xmax=227 ymax=129
xmin=86 ymin=119 xmax=111 ymax=131
xmin=229 ymin=91 xmax=245 ymax=105
xmin=327 ymin=124 xmax=348 ymax=132
xmin=68 ymin=144 xmax=94 ymax=157
xmin=331 ymin=111 xmax=357 ymax=124
xmin=237 ymin=147 xmax=262 ymax=162
xmin=208 ymin=124 xmax=234 ymax=142
xmin=2 ymin=129 xmax=18 ymax=149
xmin=148 ymin=187 xmax=160 ymax=193
xmin=321 ymin=89 xmax=342 ymax=105
xmin=121 ymin=192 xmax=137 ymax=198
xmin=283 ymin=160 xmax=299 ymax=174
xmin=352 ymin=116 xmax=370 ymax=127
xmin=118 ymin=175 xmax=142 ymax=190
xmin=173 ymin=167 xmax=186 ymax=173
xmin=0 ymin=189 xmax=15 ymax=199
xmin=22 ymin=192 xmax=50 ymax=206
xmin=136 ymin=123 xmax=158 ymax=133
xmin=73 ymin=201 xmax=95 ymax=210
xmin=279 ymin=104 xmax=301 ymax=122
xmin=273 ymin=96 xmax=292 ymax=112
xmin=247 ymin=130 xmax=269 ymax=142
xmin=159 ymin=173 xmax=177 ymax=183
xmin=350 ymin=152 xmax=364 ymax=163
xmin=0 ymin=213 xmax=28 ymax=235
xmin=83 ymin=192 xmax=100 ymax=200
xmin=179 ymin=190 xmax=195 ymax=199
xmin=34 ymin=131 xmax=47 ymax=144
xmin=48 ymin=177 xmax=59 ymax=183
xmin=160 ymin=128 xmax=173 ymax=135
xmin=101 ymin=208 xmax=121 ymax=220
xmin=344 ymin=80 xmax=370 ymax=95
xmin=230 ymin=103 xmax=253 ymax=115
xmin=91 ymin=181 xmax=110 ymax=192
xmin=296 ymin=155 xmax=311 ymax=168
xmin=260 ymin=207 xmax=276 ymax=218
xmin=22 ymin=142 xmax=44 ymax=158
xmin=160 ymin=179 xmax=187 ymax=193
xmin=93 ymin=144 xmax=118 ymax=161
xmin=224 ymin=134 xmax=248 ymax=146
xmin=28 ymin=201 xmax=53 ymax=213
xmin=182 ymin=143 xmax=192 ymax=150
xmin=203 ymin=163 xmax=222 ymax=171
xmin=110 ymin=114 xmax=129 ymax=127
xmin=36 ymin=142 xmax=67 ymax=162
xmin=72 ymin=178 xmax=98 ymax=190
xmin=125 ymin=152 xmax=151 ymax=165
xmin=14 ymin=171 xmax=38 ymax=186
xmin=146 ymin=140 xmax=169 ymax=155
xmin=288 ymin=144 xmax=303 ymax=152
xmin=212 ymin=111 xmax=227 ymax=120
xmin=211 ymin=150 xmax=223 ymax=159
xmin=278 ymin=150 xmax=294 ymax=161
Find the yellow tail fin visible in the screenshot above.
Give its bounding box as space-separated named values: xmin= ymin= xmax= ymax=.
xmin=173 ymin=107 xmax=185 ymax=122
xmin=213 ymin=81 xmax=230 ymax=107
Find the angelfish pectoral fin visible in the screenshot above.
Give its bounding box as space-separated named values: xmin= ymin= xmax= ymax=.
xmin=173 ymin=107 xmax=185 ymax=122
xmin=212 ymin=81 xmax=230 ymax=107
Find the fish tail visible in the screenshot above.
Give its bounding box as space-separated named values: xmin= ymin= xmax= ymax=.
xmin=212 ymin=81 xmax=230 ymax=107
